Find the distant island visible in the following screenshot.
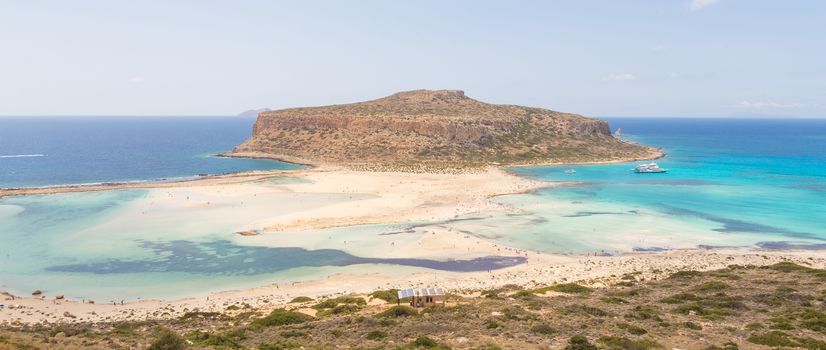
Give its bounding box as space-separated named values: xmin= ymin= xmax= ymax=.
xmin=231 ymin=90 xmax=661 ymax=168
xmin=237 ymin=108 xmax=272 ymax=118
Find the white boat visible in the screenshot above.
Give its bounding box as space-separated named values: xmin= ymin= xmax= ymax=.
xmin=563 ymin=169 xmax=576 ymax=174
xmin=634 ymin=163 xmax=667 ymax=173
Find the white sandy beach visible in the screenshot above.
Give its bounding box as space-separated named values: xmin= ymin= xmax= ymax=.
xmin=3 ymin=245 xmax=825 ymax=326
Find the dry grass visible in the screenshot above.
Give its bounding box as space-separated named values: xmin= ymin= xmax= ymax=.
xmin=2 ymin=263 xmax=826 ymax=349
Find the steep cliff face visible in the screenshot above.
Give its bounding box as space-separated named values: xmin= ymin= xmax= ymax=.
xmin=233 ymin=90 xmax=659 ymax=167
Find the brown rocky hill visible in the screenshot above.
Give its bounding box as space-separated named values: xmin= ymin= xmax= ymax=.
xmin=232 ymin=90 xmax=660 ymax=168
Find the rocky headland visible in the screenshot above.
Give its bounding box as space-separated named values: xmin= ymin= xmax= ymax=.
xmin=231 ymin=90 xmax=661 ymax=169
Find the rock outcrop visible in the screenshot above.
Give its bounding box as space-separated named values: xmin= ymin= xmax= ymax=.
xmin=233 ymin=90 xmax=660 ymax=168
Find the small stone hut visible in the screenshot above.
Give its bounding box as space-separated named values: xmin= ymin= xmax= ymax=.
xmin=397 ymin=287 xmax=445 ymax=308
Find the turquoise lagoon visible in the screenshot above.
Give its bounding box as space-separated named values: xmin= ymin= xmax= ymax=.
xmin=449 ymin=118 xmax=826 ymax=254
xmin=0 ymin=188 xmax=521 ymax=301
xmin=1 ymin=117 xmax=825 ymax=300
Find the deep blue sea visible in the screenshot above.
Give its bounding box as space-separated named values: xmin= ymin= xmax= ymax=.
xmin=0 ymin=117 xmax=298 ymax=188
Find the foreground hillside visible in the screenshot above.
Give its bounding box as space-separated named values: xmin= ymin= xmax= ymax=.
xmin=2 ymin=262 xmax=826 ymax=349
xmin=232 ymin=90 xmax=660 ymax=169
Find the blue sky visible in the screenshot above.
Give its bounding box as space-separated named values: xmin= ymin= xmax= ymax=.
xmin=1 ymin=0 xmax=823 ymax=117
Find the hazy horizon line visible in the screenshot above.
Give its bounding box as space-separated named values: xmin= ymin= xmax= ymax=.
xmin=1 ymin=115 xmax=824 ymax=119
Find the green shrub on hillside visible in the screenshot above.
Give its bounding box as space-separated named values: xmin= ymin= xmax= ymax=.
xmin=289 ymin=296 xmax=313 ymax=303
xmin=598 ymin=336 xmax=662 ymax=350
xmin=377 ymin=305 xmax=418 ymax=318
xmin=565 ymin=335 xmax=598 ymax=350
xmin=147 ymin=328 xmax=187 ymax=350
xmin=534 ymin=283 xmax=592 ymax=295
xmin=369 ymin=289 xmax=399 ymax=303
xmin=249 ymin=309 xmax=313 ymax=329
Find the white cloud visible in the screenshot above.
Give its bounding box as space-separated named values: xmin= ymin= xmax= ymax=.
xmin=130 ymin=76 xmax=145 ymax=84
xmin=603 ymin=73 xmax=637 ymax=81
xmin=738 ymin=100 xmax=803 ymax=109
xmin=690 ymin=0 xmax=720 ymax=11
xmin=650 ymin=45 xmax=667 ymax=52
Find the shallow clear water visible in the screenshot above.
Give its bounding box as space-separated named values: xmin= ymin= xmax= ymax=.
xmin=0 ymin=186 xmax=521 ymax=301
xmin=0 ymin=117 xmax=299 ymax=187
xmin=0 ymin=117 xmax=524 ymax=300
xmin=478 ymin=118 xmax=826 ymax=254
xmin=1 ymin=117 xmax=824 ymax=300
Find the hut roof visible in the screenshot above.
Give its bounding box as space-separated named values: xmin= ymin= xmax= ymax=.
xmin=398 ymin=287 xmax=445 ymax=299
